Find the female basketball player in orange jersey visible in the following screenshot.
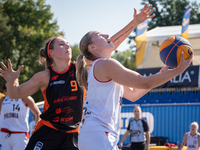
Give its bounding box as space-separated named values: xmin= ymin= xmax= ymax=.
xmin=76 ymin=4 xmax=193 ymax=150
xmin=0 ymin=79 xmax=41 ymax=150
xmin=0 ymin=35 xmax=86 ymax=150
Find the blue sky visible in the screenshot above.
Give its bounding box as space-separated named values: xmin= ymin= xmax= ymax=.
xmin=45 ymin=0 xmax=199 ymax=52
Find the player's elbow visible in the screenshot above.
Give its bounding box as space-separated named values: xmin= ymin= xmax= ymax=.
xmin=139 ymin=81 xmax=152 ymax=89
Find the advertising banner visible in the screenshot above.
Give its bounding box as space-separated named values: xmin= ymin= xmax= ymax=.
xmin=135 ymin=20 xmax=148 ymax=68
xmin=136 ymin=65 xmax=199 ymax=88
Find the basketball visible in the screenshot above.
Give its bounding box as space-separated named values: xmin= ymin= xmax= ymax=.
xmin=159 ymin=36 xmax=193 ymax=68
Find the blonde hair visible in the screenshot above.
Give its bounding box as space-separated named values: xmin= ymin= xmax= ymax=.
xmin=76 ymin=31 xmax=97 ymax=89
xmin=134 ymin=105 xmax=142 ymax=113
xmin=191 ymin=122 xmax=199 ymax=129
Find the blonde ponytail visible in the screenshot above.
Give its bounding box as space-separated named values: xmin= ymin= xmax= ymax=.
xmin=76 ymin=54 xmax=88 ymax=89
xmin=77 ymin=31 xmax=97 ymax=89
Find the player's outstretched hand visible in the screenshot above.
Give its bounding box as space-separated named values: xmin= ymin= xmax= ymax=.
xmin=133 ymin=4 xmax=155 ymax=25
xmin=0 ymin=59 xmax=24 ymax=83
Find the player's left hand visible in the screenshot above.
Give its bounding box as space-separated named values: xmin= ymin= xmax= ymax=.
xmin=157 ymin=65 xmax=174 ymax=74
xmin=133 ymin=4 xmax=155 ymax=25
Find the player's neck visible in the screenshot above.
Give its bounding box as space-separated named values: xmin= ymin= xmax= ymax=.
xmin=190 ymin=132 xmax=197 ymax=136
xmin=134 ymin=117 xmax=140 ymax=121
xmin=52 ymin=60 xmax=71 ymax=72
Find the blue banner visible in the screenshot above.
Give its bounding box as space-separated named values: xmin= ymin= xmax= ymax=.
xmin=135 ymin=20 xmax=148 ymax=68
xmin=136 ymin=65 xmax=199 ymax=88
xmin=181 ymin=6 xmax=191 ymax=39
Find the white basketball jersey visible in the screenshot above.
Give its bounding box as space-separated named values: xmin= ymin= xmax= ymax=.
xmin=187 ymin=132 xmax=199 ymax=150
xmin=80 ymin=58 xmax=124 ymax=136
xmin=0 ymin=95 xmax=29 ymax=132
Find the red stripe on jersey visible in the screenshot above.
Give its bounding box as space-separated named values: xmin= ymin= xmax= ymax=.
xmin=93 ymin=60 xmax=112 ymax=83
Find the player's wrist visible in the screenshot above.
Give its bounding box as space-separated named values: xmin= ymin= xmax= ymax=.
xmin=131 ymin=19 xmax=138 ymax=26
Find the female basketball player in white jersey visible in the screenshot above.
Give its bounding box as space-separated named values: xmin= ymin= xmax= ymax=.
xmin=0 ymin=79 xmax=41 ymax=150
xmin=76 ymin=4 xmax=193 ymax=150
xmin=181 ymin=122 xmax=200 ymax=150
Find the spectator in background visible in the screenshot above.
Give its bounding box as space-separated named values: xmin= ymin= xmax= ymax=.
xmin=118 ymin=106 xmax=150 ymax=150
xmin=0 ymin=79 xmax=41 ymax=150
xmin=181 ymin=122 xmax=200 ymax=150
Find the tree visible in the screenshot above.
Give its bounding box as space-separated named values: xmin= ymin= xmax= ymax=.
xmin=71 ymin=44 xmax=81 ymax=61
xmin=0 ymin=0 xmax=63 ymax=102
xmin=112 ymin=49 xmax=136 ymax=70
xmin=128 ymin=0 xmax=200 ymax=49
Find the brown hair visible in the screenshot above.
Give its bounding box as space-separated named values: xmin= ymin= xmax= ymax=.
xmin=38 ymin=35 xmax=64 ymax=68
xmin=76 ymin=31 xmax=96 ymax=89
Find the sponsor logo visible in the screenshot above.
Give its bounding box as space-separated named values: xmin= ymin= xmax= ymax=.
xmin=53 ymin=116 xmax=74 ymax=124
xmin=50 ymin=80 xmax=65 ymax=86
xmin=55 ymin=108 xmax=62 ymax=114
xmin=188 ymin=47 xmax=192 ymax=55
xmin=85 ymin=111 xmax=91 ymax=115
xmin=34 ymin=141 xmax=43 ymax=150
xmin=170 ymin=71 xmax=192 ymax=83
xmin=53 ymin=117 xmax=59 ymax=122
xmin=143 ymin=70 xmax=193 ymax=84
xmin=51 ymin=75 xmax=59 ymax=80
xmin=130 ymin=130 xmax=141 ymax=137
xmin=182 ymin=18 xmax=190 ymax=26
xmin=61 ymin=116 xmax=73 ymax=124
xmin=62 ymin=107 xmax=74 ymax=114
xmin=54 ymin=96 xmax=77 ymax=103
xmin=70 ymin=71 xmax=74 ymax=77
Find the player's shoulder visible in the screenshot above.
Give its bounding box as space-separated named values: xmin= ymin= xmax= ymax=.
xmin=30 ymin=70 xmax=50 ymax=87
xmin=101 ymin=58 xmax=120 ymax=64
xmin=0 ymin=96 xmax=6 ymax=103
xmin=96 ymin=58 xmax=124 ymax=70
xmin=185 ymin=132 xmax=189 ymax=136
xmin=33 ymin=70 xmax=49 ymax=80
xmin=197 ymin=133 xmax=200 ymax=139
xmin=129 ymin=119 xmax=135 ymax=124
xmin=141 ymin=118 xmax=147 ymax=123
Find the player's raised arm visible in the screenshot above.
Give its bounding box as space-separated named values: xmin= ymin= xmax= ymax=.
xmin=111 ymin=4 xmax=155 ymax=49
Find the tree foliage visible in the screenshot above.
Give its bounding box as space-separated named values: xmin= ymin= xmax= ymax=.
xmin=0 ymin=0 xmax=63 ymax=102
xmin=71 ymin=44 xmax=81 ymax=61
xmin=128 ymin=0 xmax=200 ymax=48
xmin=112 ymin=50 xmax=136 ymax=70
